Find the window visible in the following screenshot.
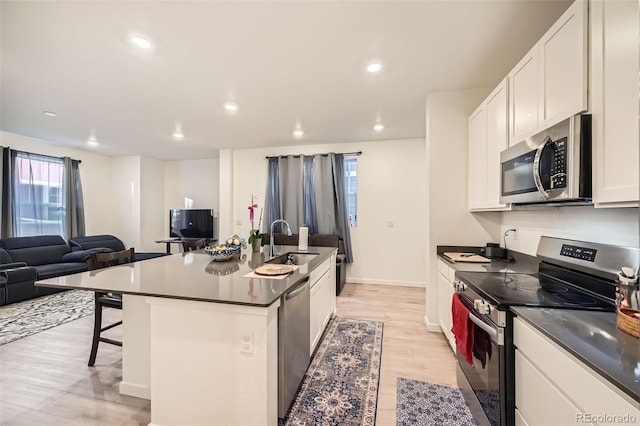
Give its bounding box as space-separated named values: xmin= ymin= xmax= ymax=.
xmin=14 ymin=153 xmax=66 ymax=237
xmin=344 ymin=157 xmax=357 ymax=227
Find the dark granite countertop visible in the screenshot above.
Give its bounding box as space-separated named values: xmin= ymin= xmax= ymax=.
xmin=437 ymin=245 xmax=539 ymax=274
xmin=512 ymin=307 xmax=640 ymax=404
xmin=35 ymin=245 xmax=337 ymax=307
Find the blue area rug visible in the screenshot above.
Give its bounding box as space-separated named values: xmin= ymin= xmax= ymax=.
xmin=0 ymin=290 xmax=94 ymax=345
xmin=396 ymin=377 xmax=477 ymax=426
xmin=281 ymin=316 xmax=384 ymax=426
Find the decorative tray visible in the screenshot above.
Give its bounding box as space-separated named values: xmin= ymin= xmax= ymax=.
xmin=254 ymin=265 xmax=295 ymax=276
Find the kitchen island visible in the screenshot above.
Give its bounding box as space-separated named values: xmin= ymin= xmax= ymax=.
xmin=35 ymin=245 xmax=337 ymax=426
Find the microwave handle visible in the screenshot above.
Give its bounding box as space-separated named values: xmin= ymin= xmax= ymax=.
xmin=533 ymin=136 xmax=552 ymax=200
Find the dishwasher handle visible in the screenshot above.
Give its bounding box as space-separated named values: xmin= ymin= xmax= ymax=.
xmin=285 ymin=277 xmax=310 ymax=300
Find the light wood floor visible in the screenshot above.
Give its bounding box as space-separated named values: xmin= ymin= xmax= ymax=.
xmin=0 ymin=283 xmax=456 ymax=425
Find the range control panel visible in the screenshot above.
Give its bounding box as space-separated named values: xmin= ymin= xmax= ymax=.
xmin=560 ymin=244 xmax=597 ymax=262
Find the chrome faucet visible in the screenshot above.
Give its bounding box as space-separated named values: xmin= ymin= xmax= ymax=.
xmin=269 ymin=219 xmax=292 ymax=257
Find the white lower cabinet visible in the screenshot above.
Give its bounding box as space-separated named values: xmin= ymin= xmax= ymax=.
xmin=310 ymin=256 xmax=335 ymax=353
xmin=514 ymin=317 xmax=637 ymax=426
xmin=437 ymin=259 xmax=456 ymax=352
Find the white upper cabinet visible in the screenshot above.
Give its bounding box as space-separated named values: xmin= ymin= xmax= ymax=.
xmin=539 ymin=0 xmax=588 ymax=130
xmin=468 ymin=105 xmax=488 ymax=210
xmin=509 ymin=49 xmax=539 ymax=145
xmin=469 ymin=79 xmax=509 ymax=211
xmin=485 ymin=80 xmax=509 ymax=209
xmin=590 ymin=0 xmax=639 ymax=207
xmin=508 ymin=0 xmax=588 ymax=146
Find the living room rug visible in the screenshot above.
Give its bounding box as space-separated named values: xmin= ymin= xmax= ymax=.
xmin=396 ymin=377 xmax=477 ymax=426
xmin=281 ymin=316 xmax=384 ymax=426
xmin=0 ymin=290 xmax=95 ymax=345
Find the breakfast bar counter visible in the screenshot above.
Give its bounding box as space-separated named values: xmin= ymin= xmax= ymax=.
xmin=35 ymin=245 xmax=337 ymax=426
xmin=36 ymin=245 xmax=337 ymax=306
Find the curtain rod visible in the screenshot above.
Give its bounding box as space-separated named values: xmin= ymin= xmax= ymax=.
xmin=4 ymin=147 xmax=82 ymax=163
xmin=265 ymin=151 xmax=362 ymax=159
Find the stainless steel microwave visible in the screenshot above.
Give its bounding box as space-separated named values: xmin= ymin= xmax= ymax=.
xmin=500 ymin=114 xmax=591 ymax=205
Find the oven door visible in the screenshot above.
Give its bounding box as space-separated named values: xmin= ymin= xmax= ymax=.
xmin=455 ymin=304 xmax=507 ymax=426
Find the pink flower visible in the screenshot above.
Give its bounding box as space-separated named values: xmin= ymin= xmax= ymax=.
xmin=248 ymin=195 xmax=258 ymax=227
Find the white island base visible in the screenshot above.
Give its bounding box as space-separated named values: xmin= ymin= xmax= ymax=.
xmin=119 ymin=295 xmax=280 ymax=426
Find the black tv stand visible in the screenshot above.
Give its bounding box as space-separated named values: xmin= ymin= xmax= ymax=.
xmin=155 ymin=238 xmax=217 ymax=254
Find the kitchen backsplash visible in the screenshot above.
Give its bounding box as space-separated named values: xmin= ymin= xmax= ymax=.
xmin=499 ymin=206 xmax=639 ymax=256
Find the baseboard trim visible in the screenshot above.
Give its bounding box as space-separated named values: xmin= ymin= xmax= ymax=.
xmin=423 ymin=315 xmax=442 ymax=333
xmin=119 ymin=381 xmax=150 ymax=400
xmin=346 ymin=278 xmax=425 ymax=288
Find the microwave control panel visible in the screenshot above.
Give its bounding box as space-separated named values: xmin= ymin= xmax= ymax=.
xmin=550 ymin=138 xmax=567 ymax=189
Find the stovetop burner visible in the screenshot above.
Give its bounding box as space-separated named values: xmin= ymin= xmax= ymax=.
xmin=555 ymin=292 xmax=599 ymax=305
xmin=539 ymin=282 xmax=569 ymax=293
xmin=456 ymin=271 xmax=614 ymax=311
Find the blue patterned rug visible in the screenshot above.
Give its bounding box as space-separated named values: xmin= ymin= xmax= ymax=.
xmin=396 ymin=377 xmax=477 ymax=426
xmin=0 ymin=290 xmax=95 ymax=345
xmin=281 ymin=316 xmax=383 ymax=426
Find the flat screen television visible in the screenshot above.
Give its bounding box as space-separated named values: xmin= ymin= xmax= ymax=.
xmin=169 ymin=209 xmax=215 ymax=239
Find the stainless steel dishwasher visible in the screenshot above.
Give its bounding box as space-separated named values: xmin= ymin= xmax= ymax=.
xmin=278 ymin=276 xmax=310 ymax=418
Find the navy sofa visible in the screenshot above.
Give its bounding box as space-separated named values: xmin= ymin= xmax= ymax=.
xmin=0 ymin=234 xmax=168 ymax=306
xmin=0 ymin=235 xmax=96 ymax=305
xmin=0 ymin=248 xmax=38 ymax=306
xmin=69 ymin=235 xmax=166 ymax=262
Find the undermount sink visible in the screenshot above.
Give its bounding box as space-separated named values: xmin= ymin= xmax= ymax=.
xmin=266 ymin=252 xmax=319 ymax=266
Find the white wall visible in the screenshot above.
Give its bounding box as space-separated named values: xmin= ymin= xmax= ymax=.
xmin=424 ymin=89 xmax=502 ymax=329
xmin=140 ymin=156 xmax=166 ymax=252
xmin=164 ymin=158 xmax=219 ymax=241
xmin=229 ymin=138 xmax=427 ymax=287
xmin=164 ymin=159 xmax=219 ymax=213
xmin=0 ymin=131 xmax=113 ymax=236
xmin=218 ymin=150 xmax=233 ymax=241
xmin=500 ymin=207 xmax=639 ymax=255
xmin=110 ymin=156 xmax=141 ymax=249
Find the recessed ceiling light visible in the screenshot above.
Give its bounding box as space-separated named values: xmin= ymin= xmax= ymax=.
xmin=293 ymin=129 xmax=304 ymax=138
xmin=43 ymin=111 xmax=57 ymax=117
xmin=224 ymin=102 xmax=239 ymax=112
xmin=87 ymin=131 xmax=99 ymax=147
xmin=374 ymin=123 xmax=384 ymax=132
xmin=367 ymin=62 xmax=382 ymax=73
xmin=129 ymin=34 xmax=153 ymax=50
xmin=172 ymin=130 xmax=185 ymax=140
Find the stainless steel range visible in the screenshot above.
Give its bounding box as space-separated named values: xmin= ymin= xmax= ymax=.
xmin=453 ymin=236 xmax=639 ymax=426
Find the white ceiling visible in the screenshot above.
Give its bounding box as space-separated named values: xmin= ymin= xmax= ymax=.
xmin=1 ymin=0 xmax=572 ymax=160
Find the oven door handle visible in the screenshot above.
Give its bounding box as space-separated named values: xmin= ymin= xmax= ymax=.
xmin=468 ymin=312 xmax=504 ymax=346
xmin=533 ymin=136 xmax=552 ymax=200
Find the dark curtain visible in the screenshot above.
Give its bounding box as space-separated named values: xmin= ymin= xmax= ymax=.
xmin=264 ymin=153 xmax=353 ymax=262
xmin=331 ymin=154 xmax=353 ymax=262
xmin=0 ymin=147 xmax=15 ymax=238
xmin=64 ymin=157 xmax=86 ymax=238
xmin=278 ymin=155 xmax=305 ymax=232
xmin=303 ymin=155 xmax=317 ymax=234
xmin=0 ymin=148 xmax=85 ymax=240
xmin=264 ymin=157 xmax=281 ymax=233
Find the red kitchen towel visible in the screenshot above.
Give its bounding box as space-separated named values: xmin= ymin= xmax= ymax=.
xmin=451 ymin=293 xmax=474 ymax=366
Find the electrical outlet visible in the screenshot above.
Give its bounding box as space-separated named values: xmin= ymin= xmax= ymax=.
xmin=387 ymin=220 xmax=395 ymax=228
xmin=512 ymin=229 xmax=519 ymax=240
xmin=235 ymin=219 xmax=242 ymax=226
xmin=240 ymin=331 xmax=254 ymax=354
